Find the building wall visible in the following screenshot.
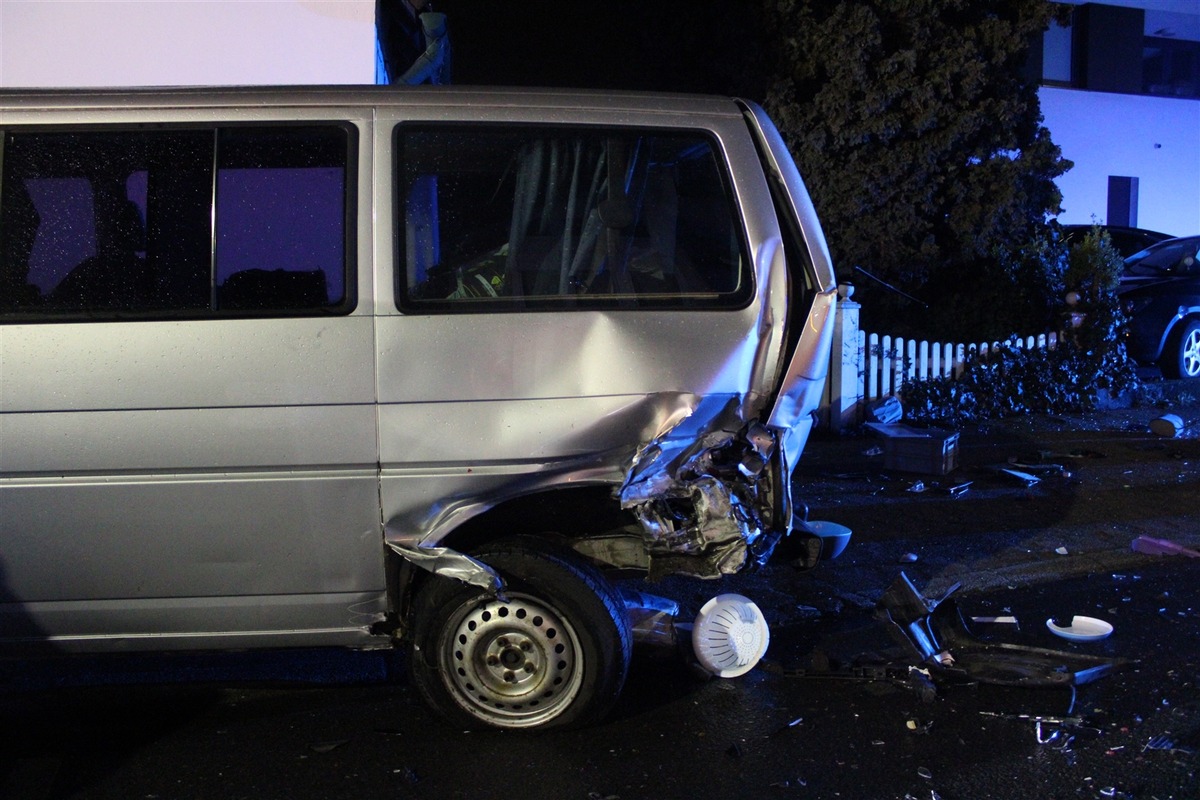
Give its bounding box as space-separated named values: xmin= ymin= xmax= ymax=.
xmin=0 ymin=1 xmax=375 ymax=87
xmin=1041 ymin=86 xmax=1200 ymax=236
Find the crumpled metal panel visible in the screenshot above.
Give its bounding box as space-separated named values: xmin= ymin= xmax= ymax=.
xmin=386 ymin=539 xmax=504 ymax=595
xmin=618 ymin=411 xmax=782 ymax=579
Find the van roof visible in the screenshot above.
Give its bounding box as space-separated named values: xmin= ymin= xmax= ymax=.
xmin=0 ymin=85 xmax=745 ymax=117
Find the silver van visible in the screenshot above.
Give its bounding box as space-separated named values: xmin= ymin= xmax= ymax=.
xmin=0 ymin=86 xmax=838 ymax=729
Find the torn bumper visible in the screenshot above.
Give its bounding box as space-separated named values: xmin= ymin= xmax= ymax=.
xmin=876 ymin=573 xmax=1129 ymax=688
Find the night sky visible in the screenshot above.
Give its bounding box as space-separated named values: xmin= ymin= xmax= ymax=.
xmin=437 ymin=0 xmax=768 ymax=97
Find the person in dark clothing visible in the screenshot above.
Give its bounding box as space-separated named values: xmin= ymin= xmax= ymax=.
xmin=376 ymin=0 xmax=450 ymax=85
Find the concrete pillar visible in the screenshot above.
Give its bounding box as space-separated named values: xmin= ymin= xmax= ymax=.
xmin=826 ymin=284 xmax=863 ymax=432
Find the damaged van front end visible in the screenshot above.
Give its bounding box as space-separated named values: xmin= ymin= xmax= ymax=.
xmin=385 ymin=99 xmax=840 ymax=591
xmin=382 ymin=95 xmax=845 ymax=728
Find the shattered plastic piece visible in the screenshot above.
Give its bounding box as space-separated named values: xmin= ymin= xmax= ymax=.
xmin=1007 ymin=458 xmax=1068 ymax=477
xmin=1143 ymin=734 xmax=1197 ymax=754
xmin=1131 ymin=535 xmax=1200 ymax=558
xmin=999 ymin=467 xmax=1041 ymax=486
xmin=899 ymin=552 xmax=919 ymax=564
xmin=393 ymin=767 xmax=420 ymax=786
xmin=1035 ymin=720 xmax=1061 ymax=744
xmin=770 ymin=717 xmax=804 ymax=736
xmin=1055 ymin=546 xmax=1069 ymax=555
xmin=310 ymin=740 xmax=350 ymax=754
xmin=917 ymin=766 xmax=933 ymax=780
xmin=1046 ymin=616 xmax=1113 ymax=642
xmin=622 ymin=588 xmax=680 ymax=647
xmin=906 ymin=481 xmax=926 ymax=493
xmin=805 ymin=520 xmax=852 ymax=561
xmin=868 ymin=395 xmax=904 ymax=424
xmin=946 ymin=481 xmax=972 ymax=498
xmin=1149 ymin=413 xmax=1185 ymax=438
xmin=863 ymin=445 xmax=884 ymax=457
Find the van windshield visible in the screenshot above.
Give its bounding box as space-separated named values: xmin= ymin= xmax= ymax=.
xmin=394 ymin=125 xmax=750 ymax=311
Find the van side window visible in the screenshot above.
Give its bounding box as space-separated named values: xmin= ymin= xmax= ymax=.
xmin=0 ymin=125 xmax=353 ymax=321
xmin=395 ymin=126 xmax=751 ymax=311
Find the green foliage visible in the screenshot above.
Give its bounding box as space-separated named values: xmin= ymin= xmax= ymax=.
xmin=760 ymin=0 xmax=1072 ymax=338
xmin=902 ymin=228 xmax=1139 ymax=423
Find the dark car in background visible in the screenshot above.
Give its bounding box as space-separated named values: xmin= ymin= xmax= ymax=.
xmin=1061 ymin=224 xmax=1174 ymax=258
xmin=1119 ymin=235 xmax=1200 ymax=378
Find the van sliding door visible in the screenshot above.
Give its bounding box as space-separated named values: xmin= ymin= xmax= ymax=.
xmin=0 ymin=119 xmax=382 ymax=651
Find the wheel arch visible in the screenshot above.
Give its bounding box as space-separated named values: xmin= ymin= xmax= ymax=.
xmin=386 ymin=484 xmax=638 ymax=631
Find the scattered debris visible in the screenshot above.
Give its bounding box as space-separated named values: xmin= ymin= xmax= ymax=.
xmin=868 ymin=395 xmax=904 ymax=424
xmin=769 ymin=777 xmax=808 ymax=789
xmin=946 ymin=481 xmax=972 ymax=498
xmin=865 ymin=423 xmax=960 ymax=475
xmin=1007 ymin=457 xmax=1069 ymax=477
xmin=1055 ymin=546 xmax=1070 ymax=555
xmin=863 ymin=445 xmax=884 ymax=457
xmin=1034 ymin=719 xmax=1073 ymax=747
xmin=998 ymin=467 xmax=1041 ymax=486
xmin=875 ymin=573 xmax=1128 ymax=688
xmin=794 ymin=605 xmax=822 ymax=620
xmin=969 ymin=615 xmax=1020 ymax=631
xmin=981 ymin=711 xmax=1104 ymax=747
xmin=1131 ymin=535 xmax=1200 ymax=559
xmin=899 ymin=552 xmax=919 ymax=564
xmin=906 ymin=718 xmax=933 ymax=734
xmin=392 ymin=767 xmax=420 ymax=786
xmin=1143 ymin=734 xmax=1197 ymax=755
xmin=906 ymin=481 xmax=927 ymax=493
xmin=770 ymin=717 xmax=804 ymax=737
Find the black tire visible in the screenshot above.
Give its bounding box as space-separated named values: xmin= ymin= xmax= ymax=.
xmin=409 ymin=536 xmax=632 ymax=730
xmin=1164 ymin=319 xmax=1200 ymax=379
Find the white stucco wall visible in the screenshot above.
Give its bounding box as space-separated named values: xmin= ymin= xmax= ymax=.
xmin=1041 ymin=85 xmax=1200 ymax=236
xmin=0 ymin=0 xmax=375 ymax=87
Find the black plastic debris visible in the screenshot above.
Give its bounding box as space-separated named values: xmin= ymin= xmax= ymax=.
xmin=1143 ymin=734 xmax=1198 ymax=755
xmin=996 ymin=467 xmax=1041 ymax=486
xmin=874 ymin=573 xmax=1129 ymax=689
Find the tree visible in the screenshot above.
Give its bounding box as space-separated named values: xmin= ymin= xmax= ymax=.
xmin=761 ymin=0 xmax=1072 ymax=338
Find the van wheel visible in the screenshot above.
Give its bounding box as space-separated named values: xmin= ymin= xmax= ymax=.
xmin=1169 ymin=320 xmax=1200 ymax=379
xmin=409 ymin=537 xmax=632 ymax=730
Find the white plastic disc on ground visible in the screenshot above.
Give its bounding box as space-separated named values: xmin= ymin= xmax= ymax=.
xmin=691 ymin=594 xmax=770 ymax=678
xmin=1046 ymin=615 xmax=1113 ymax=642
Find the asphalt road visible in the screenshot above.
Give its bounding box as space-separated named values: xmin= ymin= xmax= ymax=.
xmin=2 ymin=399 xmax=1198 ymax=800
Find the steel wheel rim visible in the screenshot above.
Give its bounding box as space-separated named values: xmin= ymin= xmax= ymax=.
xmin=440 ymin=592 xmax=584 ymax=728
xmin=1183 ymin=329 xmax=1200 ymax=378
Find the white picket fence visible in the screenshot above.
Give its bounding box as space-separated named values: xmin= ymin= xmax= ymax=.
xmin=859 ymin=330 xmax=1061 ymax=404
xmin=821 ymin=294 xmax=1061 ymax=428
